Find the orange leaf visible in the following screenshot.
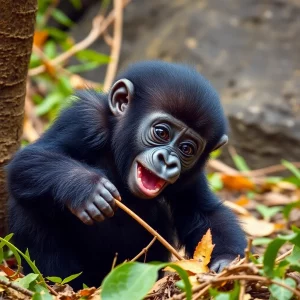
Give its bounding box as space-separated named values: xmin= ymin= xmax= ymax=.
xmin=0 ymin=265 xmax=22 ymax=280
xmin=33 ymin=30 xmax=48 ymax=48
xmin=221 ymin=174 xmax=255 ymax=191
xmin=235 ymin=195 xmax=250 ymax=206
xmin=164 ymin=259 xmax=209 ymax=274
xmin=193 ymin=229 xmax=215 ymax=266
xmin=78 ymin=287 xmax=97 ymax=297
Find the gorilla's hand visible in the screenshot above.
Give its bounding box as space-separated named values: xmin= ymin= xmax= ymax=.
xmin=210 ymin=254 xmax=236 ymax=273
xmin=68 ymin=177 xmax=121 ymax=225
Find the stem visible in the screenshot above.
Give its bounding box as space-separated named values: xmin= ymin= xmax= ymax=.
xmin=103 ymin=0 xmax=124 ymax=91
xmin=131 ymin=237 xmax=157 ymax=262
xmin=115 ymin=200 xmax=184 ymax=261
xmin=0 ymin=278 xmax=33 ymax=297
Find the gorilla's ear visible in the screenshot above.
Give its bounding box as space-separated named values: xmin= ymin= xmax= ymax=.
xmin=108 ymin=79 xmax=134 ymax=116
xmin=212 ymin=134 xmax=228 ymax=151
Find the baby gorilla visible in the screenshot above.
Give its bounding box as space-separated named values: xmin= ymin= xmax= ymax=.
xmin=7 ymin=61 xmax=246 ymax=289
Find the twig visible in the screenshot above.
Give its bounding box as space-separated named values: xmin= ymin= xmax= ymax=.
xmin=115 ymin=200 xmax=184 ymax=261
xmin=111 ymin=252 xmax=118 ymax=270
xmin=208 ymin=159 xmax=239 ymax=175
xmin=0 ymin=278 xmax=33 ymax=297
xmin=242 ymin=162 xmax=300 ymax=177
xmin=103 ymin=0 xmax=124 ymax=91
xmin=275 ymin=248 xmax=293 ymax=262
xmin=131 ymin=237 xmax=157 ymax=262
xmin=28 ymin=0 xmax=131 ymax=77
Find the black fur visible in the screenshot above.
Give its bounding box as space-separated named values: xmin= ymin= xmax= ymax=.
xmin=7 ymin=61 xmax=246 ymax=289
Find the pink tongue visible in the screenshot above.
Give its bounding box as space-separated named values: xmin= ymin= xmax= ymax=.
xmin=141 ymin=169 xmax=160 ymax=190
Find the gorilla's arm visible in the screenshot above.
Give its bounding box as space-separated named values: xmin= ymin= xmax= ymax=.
xmin=7 ymin=96 xmax=120 ymax=224
xmin=169 ymin=172 xmax=246 ymax=271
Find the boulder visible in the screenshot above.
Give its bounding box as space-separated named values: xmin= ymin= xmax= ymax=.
xmin=70 ymin=0 xmax=300 ymax=169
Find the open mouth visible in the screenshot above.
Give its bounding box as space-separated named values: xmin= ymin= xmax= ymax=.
xmin=136 ymin=162 xmax=166 ymax=196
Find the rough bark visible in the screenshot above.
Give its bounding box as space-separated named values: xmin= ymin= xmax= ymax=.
xmin=0 ymin=0 xmax=37 ymax=236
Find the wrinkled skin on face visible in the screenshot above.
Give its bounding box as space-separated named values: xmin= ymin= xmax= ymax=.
xmin=128 ymin=112 xmax=206 ymax=199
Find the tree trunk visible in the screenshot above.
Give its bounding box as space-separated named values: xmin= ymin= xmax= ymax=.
xmin=0 ymin=0 xmax=37 ymax=236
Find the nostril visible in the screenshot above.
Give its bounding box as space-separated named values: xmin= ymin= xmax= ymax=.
xmin=157 ymin=152 xmax=166 ymax=163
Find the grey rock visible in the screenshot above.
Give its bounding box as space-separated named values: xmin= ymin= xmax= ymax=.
xmin=70 ymin=0 xmax=300 ymax=169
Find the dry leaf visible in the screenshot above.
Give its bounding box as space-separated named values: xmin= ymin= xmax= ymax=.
xmin=221 ymin=175 xmax=255 ymax=191
xmin=224 ymin=200 xmax=250 ymax=216
xmin=165 ymin=229 xmax=214 ymax=274
xmin=33 ymin=30 xmax=48 ymax=48
xmin=260 ymin=192 xmax=293 ymax=206
xmin=235 ymin=195 xmax=250 ymax=206
xmin=165 ymin=259 xmax=209 ymax=274
xmin=240 ymin=215 xmax=275 ymax=237
xmin=193 ymin=229 xmax=215 ymax=266
xmin=78 ymin=287 xmax=97 ymax=297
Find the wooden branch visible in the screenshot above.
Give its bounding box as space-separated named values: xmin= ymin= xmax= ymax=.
xmin=103 ymin=0 xmax=124 ymax=91
xmin=131 ymin=237 xmax=157 ymax=262
xmin=115 ymin=200 xmax=184 ymax=261
xmin=28 ymin=0 xmax=130 ymax=77
xmin=0 ymin=278 xmax=33 ymax=297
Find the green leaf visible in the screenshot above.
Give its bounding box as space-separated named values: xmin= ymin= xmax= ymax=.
xmin=15 ymin=273 xmax=39 ymax=289
xmin=207 ymin=173 xmax=223 ymax=192
xmin=0 ymin=276 xmax=8 ymax=282
xmin=210 ymin=149 xmax=221 ymax=159
xmin=45 ymin=27 xmax=68 ymax=41
xmin=67 ymin=61 xmax=102 ymax=73
xmin=269 ymin=277 xmax=296 ymax=300
xmin=82 ymin=283 xmax=89 ymax=289
xmin=25 ymin=248 xmax=31 ymax=260
xmin=52 ymin=9 xmax=74 ymax=27
xmin=68 ymin=0 xmax=82 ymax=9
xmin=283 ymin=201 xmax=300 ymax=220
xmin=282 ymin=160 xmax=300 ymax=181
xmin=263 ymin=239 xmax=286 ymax=277
xmin=167 ymin=264 xmax=192 ymax=300
xmin=101 ymin=262 xmax=191 ymax=300
xmin=36 ymin=93 xmax=62 ymax=116
xmin=76 ymin=49 xmax=110 ymax=64
xmin=256 ymin=204 xmax=282 ymax=221
xmin=57 ymin=77 xmax=73 ymax=96
xmin=101 ymin=262 xmax=162 ymax=300
xmin=30 ymin=53 xmax=42 ymax=68
xmin=44 ymin=41 xmax=57 ymax=59
xmin=46 ymin=276 xmax=62 ymax=284
xmin=0 ymin=237 xmax=47 ymax=288
xmin=265 ymin=177 xmax=283 ymax=184
xmin=252 ymin=237 xmax=272 ymax=246
xmin=61 ymin=272 xmax=82 ymax=285
xmin=285 ymin=246 xmax=300 ymax=265
xmin=32 ymin=290 xmax=53 ymax=300
xmin=232 ymin=154 xmax=250 ymax=172
xmin=263 ymin=231 xmax=300 ymax=277
xmin=209 ymin=281 xmax=240 ymax=299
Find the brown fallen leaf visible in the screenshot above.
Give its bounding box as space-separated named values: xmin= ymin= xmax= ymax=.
xmin=33 ymin=30 xmax=48 ymax=48
xmin=165 ymin=229 xmax=214 ymax=274
xmin=221 ymin=175 xmax=255 ymax=191
xmin=224 ymin=200 xmax=250 ymax=216
xmin=239 ymin=215 xmax=275 ymax=237
xmin=258 ymin=192 xmax=293 ymax=206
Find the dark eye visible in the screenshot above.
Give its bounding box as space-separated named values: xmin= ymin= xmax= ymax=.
xmin=179 ymin=142 xmax=195 ymax=156
xmin=153 ymin=125 xmax=170 ymax=141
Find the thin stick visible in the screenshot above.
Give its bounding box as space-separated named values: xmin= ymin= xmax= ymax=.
xmin=208 ymin=159 xmax=239 ymax=175
xmin=28 ymin=0 xmax=130 ymax=77
xmin=0 ymin=278 xmax=33 ymax=297
xmin=115 ymin=200 xmax=184 ymax=261
xmin=103 ymin=0 xmax=124 ymax=91
xmin=242 ymin=162 xmax=300 ymax=177
xmin=111 ymin=252 xmax=118 ymax=270
xmin=131 ymin=237 xmax=157 ymax=262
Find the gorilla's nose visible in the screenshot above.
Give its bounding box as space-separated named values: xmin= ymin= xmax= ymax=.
xmin=153 ymin=149 xmax=181 ymax=183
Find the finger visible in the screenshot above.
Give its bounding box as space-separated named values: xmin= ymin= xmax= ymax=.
xmin=99 ymin=187 xmax=116 ymax=209
xmin=102 ymin=180 xmax=121 ymax=200
xmin=77 ymin=210 xmax=94 ymax=225
xmin=86 ymin=203 xmax=105 ymax=222
xmin=94 ymin=195 xmax=114 ymax=218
